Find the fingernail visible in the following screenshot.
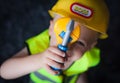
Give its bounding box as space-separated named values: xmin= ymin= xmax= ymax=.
xmin=55 ymin=71 xmax=60 ymax=75
xmin=63 ymin=53 xmax=66 ymax=57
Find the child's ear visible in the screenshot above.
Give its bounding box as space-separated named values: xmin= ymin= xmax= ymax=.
xmin=49 ymin=20 xmax=53 ymax=36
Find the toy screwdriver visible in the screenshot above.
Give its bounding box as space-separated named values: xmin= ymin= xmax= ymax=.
xmin=51 ymin=19 xmax=74 ymax=73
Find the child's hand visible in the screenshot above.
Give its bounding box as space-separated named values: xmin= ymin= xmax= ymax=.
xmin=39 ymin=46 xmax=66 ymax=75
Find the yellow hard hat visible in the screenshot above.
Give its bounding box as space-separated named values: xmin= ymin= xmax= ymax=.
xmin=49 ymin=0 xmax=110 ymax=39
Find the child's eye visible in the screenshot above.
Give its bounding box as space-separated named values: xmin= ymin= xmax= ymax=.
xmin=77 ymin=41 xmax=86 ymax=47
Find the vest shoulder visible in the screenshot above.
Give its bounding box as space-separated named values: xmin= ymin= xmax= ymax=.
xmin=26 ymin=29 xmax=50 ymax=54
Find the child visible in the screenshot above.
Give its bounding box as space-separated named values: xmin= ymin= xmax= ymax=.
xmin=0 ymin=0 xmax=109 ymax=83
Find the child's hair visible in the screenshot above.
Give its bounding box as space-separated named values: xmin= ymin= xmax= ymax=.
xmin=48 ymin=0 xmax=109 ymax=39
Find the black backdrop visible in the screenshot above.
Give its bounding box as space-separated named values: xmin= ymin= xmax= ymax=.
xmin=0 ymin=0 xmax=120 ymax=83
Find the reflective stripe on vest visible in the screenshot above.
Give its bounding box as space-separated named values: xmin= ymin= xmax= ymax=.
xmin=34 ymin=72 xmax=56 ymax=83
xmin=32 ymin=71 xmax=78 ymax=83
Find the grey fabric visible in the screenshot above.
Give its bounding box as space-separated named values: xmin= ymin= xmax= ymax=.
xmin=33 ymin=72 xmax=56 ymax=83
xmin=32 ymin=71 xmax=79 ymax=83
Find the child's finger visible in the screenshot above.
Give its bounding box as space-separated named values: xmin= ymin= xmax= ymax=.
xmin=46 ymin=58 xmax=64 ymax=69
xmin=44 ymin=64 xmax=59 ymax=75
xmin=48 ymin=46 xmax=65 ymax=57
xmin=47 ymin=51 xmax=65 ymax=63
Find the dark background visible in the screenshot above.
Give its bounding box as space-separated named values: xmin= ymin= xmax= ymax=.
xmin=0 ymin=0 xmax=120 ymax=83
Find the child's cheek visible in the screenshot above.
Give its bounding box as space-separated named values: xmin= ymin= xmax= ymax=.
xmin=72 ymin=49 xmax=83 ymax=61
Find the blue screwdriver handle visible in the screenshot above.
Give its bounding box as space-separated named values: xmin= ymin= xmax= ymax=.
xmin=51 ymin=20 xmax=74 ymax=73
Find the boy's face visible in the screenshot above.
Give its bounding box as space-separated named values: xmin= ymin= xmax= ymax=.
xmin=49 ymin=15 xmax=99 ymax=62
